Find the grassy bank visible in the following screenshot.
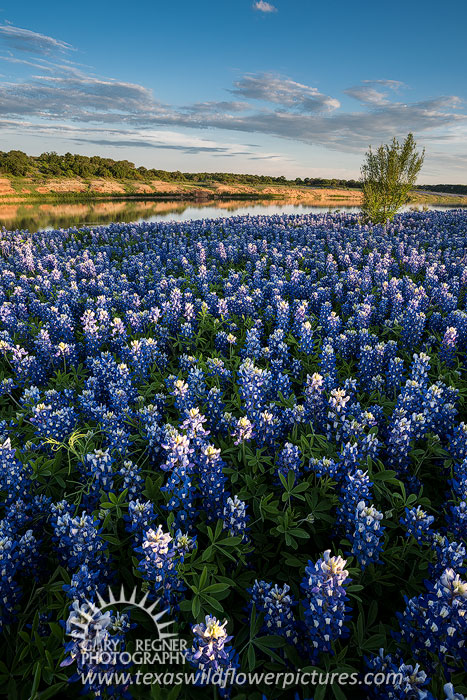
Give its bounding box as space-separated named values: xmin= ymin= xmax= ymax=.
xmin=1 ymin=175 xmax=467 ymax=207
xmin=0 ymin=173 xmax=364 ymax=205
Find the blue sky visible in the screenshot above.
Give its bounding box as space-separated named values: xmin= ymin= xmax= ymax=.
xmin=0 ymin=0 xmax=466 ymax=182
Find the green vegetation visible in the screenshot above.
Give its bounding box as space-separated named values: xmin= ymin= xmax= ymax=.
xmin=0 ymin=150 xmax=362 ymax=189
xmin=361 ymin=133 xmax=425 ymax=223
xmin=1 ymin=150 xmax=464 ymax=208
xmin=416 ymin=183 xmax=467 ymax=195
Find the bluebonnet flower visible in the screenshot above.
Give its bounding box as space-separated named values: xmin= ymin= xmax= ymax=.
xmin=275 ymin=298 xmax=290 ymax=330
xmin=186 ymin=367 xmax=207 ymax=404
xmin=0 ymin=528 xmax=22 ymax=627
xmin=401 ymin=303 xmax=426 ymax=350
xmin=205 ymin=386 xmax=225 ymax=432
xmin=319 ymin=343 xmax=338 ymax=391
xmin=307 ymin=456 xmax=340 ymax=481
xmin=186 ymin=615 xmax=237 ymax=673
xmin=222 ymin=495 xmax=249 ymax=541
xmin=136 ymin=525 xmax=184 ymax=606
xmin=440 ymin=327 xmax=458 ymax=366
xmin=337 ymin=469 xmax=374 ymax=531
xmin=444 ymin=683 xmax=466 ymax=700
xmin=179 ymin=354 xmax=198 ymax=372
xmin=326 ymin=387 xmax=351 ymax=442
xmin=84 ymin=448 xmax=114 ymax=503
xmin=276 ymin=442 xmax=301 ymax=480
xmin=125 ymin=499 xmax=157 ymax=540
xmin=351 ymin=501 xmax=385 ymax=569
xmin=180 ymin=407 xmax=210 ymax=448
xmin=174 ymin=530 xmax=197 ymax=556
xmin=242 ymin=327 xmax=262 ymax=359
xmin=231 ymin=416 xmax=254 ymax=446
xmin=450 ymin=423 xmax=467 ymax=461
xmin=61 ymin=600 xmax=130 ymax=697
xmin=386 ymin=408 xmax=414 ymax=477
xmin=301 ymin=550 xmax=351 ymax=658
xmin=16 ymin=529 xmax=40 ymax=572
xmin=137 ymin=404 xmax=164 ymax=461
xmin=396 ymin=568 xmax=467 ymax=670
xmin=299 ymin=321 xmax=314 ymax=355
xmin=161 ymin=428 xmax=197 ymax=530
xmin=447 ymin=500 xmax=467 ymax=541
xmin=63 ymin=564 xmax=103 ymax=603
xmin=0 ymin=438 xmax=32 ymax=504
xmin=303 ymin=372 xmax=326 ymax=430
xmin=249 ymin=580 xmax=298 ymax=643
xmin=400 ymin=506 xmax=435 ymax=545
xmin=365 ymin=651 xmax=435 ymax=700
xmin=118 ymin=459 xmax=144 ymax=499
xmin=256 ymin=409 xmax=281 ymax=449
xmin=169 ymin=378 xmax=192 ymax=413
xmin=51 ymin=510 xmax=108 ymax=570
xmin=29 ymin=401 xmax=78 ymax=443
xmin=215 ymin=331 xmax=229 ymax=355
xmin=430 ymin=533 xmax=465 ymax=577
xmin=197 ymin=443 xmax=227 ymax=522
xmin=358 ymin=343 xmax=384 ymax=392
xmin=450 ymin=457 xmax=467 ymax=503
xmin=205 ymin=357 xmax=231 ymax=384
xmin=237 ymin=358 xmax=271 ymax=424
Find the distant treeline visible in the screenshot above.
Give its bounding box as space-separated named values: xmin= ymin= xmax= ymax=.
xmin=1 ymin=150 xmax=464 ymax=192
xmin=416 ymin=183 xmax=467 ymax=195
xmin=0 ymin=150 xmax=361 ymax=188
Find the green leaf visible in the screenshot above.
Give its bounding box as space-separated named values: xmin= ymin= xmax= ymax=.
xmin=315 ymin=685 xmax=327 ymax=700
xmin=198 ymin=566 xmax=208 ymax=590
xmin=29 ymin=661 xmax=41 ymax=699
xmin=200 ymin=595 xmax=224 ymax=613
xmin=247 ymin=644 xmax=256 ymax=672
xmin=254 ymin=635 xmax=286 ymax=648
xmin=191 ymin=597 xmax=201 ymax=618
xmin=202 ymin=583 xmax=231 ymax=594
xmin=220 ymin=536 xmax=243 ymax=547
xmin=38 ymin=683 xmax=68 ymax=700
xmin=332 ymin=684 xmax=348 ymax=700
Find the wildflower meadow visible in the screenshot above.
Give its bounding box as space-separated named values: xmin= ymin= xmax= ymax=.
xmin=0 ymin=210 xmax=466 ymax=699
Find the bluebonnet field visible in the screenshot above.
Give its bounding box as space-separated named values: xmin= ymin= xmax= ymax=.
xmin=0 ymin=210 xmax=466 ymax=700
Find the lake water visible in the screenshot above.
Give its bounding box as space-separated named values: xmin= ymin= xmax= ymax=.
xmin=0 ymin=198 xmax=465 ymax=232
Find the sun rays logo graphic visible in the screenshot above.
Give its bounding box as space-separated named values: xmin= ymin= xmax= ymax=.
xmin=70 ymin=585 xmax=178 ymax=643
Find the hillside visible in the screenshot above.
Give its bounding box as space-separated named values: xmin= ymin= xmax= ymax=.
xmin=0 ymin=174 xmax=365 ymax=205
xmin=0 ymin=151 xmax=466 ymax=206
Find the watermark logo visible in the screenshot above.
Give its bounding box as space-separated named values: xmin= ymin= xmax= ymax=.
xmin=67 ymin=585 xmax=188 ymax=670
xmin=73 ymin=586 xmax=177 ymax=643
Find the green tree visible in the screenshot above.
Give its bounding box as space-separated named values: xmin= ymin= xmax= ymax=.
xmin=360 ymin=133 xmax=425 ymax=223
xmin=0 ymin=150 xmax=30 ymax=176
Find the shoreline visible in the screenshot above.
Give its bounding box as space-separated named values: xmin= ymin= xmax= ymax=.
xmin=1 ymin=192 xmax=466 ymax=206
xmin=1 ymin=175 xmax=467 ymax=208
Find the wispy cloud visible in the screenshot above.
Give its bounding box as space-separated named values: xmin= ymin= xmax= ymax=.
xmin=345 ymin=80 xmax=406 ymax=106
xmin=253 ymin=1 xmax=277 ymax=13
xmin=231 ymin=73 xmax=340 ymax=113
xmin=0 ymin=120 xmax=288 ymax=160
xmin=0 ymin=24 xmax=73 ymax=55
xmin=0 ymin=69 xmax=465 ymax=155
xmin=0 ymin=22 xmax=466 ymax=171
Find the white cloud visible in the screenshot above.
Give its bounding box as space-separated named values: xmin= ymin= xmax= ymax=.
xmin=231 ymin=74 xmax=340 ymax=113
xmin=0 ymin=68 xmax=465 ymax=157
xmin=253 ymin=1 xmax=277 ymax=13
xmin=0 ymin=120 xmax=288 ymax=160
xmin=0 ymin=22 xmax=465 ymax=176
xmin=0 ymin=24 xmax=73 ymax=54
xmin=345 ymin=80 xmax=405 ymax=106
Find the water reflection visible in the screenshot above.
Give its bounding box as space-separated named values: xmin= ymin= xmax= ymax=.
xmin=0 ymin=198 xmax=464 ymax=232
